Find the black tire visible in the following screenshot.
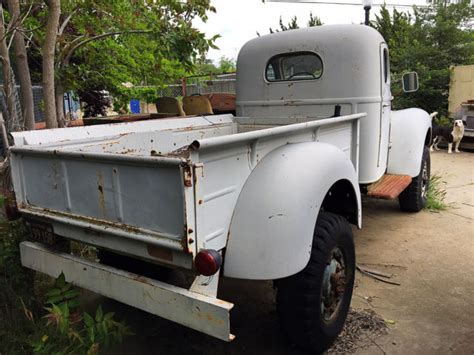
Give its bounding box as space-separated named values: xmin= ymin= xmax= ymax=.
xmin=275 ymin=212 xmax=355 ymax=353
xmin=398 ymin=146 xmax=430 ymax=212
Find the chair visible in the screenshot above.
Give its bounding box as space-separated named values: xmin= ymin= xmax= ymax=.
xmin=156 ymin=97 xmax=185 ymax=117
xmin=182 ymin=95 xmax=214 ymax=116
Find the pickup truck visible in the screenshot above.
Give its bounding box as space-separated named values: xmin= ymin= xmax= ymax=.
xmin=10 ymin=24 xmax=431 ymax=352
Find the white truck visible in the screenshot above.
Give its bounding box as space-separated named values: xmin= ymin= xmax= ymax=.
xmin=10 ymin=25 xmax=431 ymax=352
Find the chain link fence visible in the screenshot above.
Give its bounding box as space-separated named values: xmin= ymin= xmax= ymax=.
xmin=158 ymin=75 xmax=236 ymax=98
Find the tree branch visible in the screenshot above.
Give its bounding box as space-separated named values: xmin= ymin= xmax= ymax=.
xmin=61 ymin=29 xmax=152 ymax=67
xmin=58 ymin=8 xmax=77 ymax=36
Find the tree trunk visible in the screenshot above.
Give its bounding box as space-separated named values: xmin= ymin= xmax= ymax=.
xmin=0 ymin=5 xmax=17 ymax=130
xmin=42 ymin=0 xmax=60 ymax=129
xmin=55 ymin=83 xmax=65 ymax=127
xmin=7 ymin=0 xmax=35 ymax=130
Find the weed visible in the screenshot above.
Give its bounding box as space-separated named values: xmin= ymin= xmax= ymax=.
xmin=31 ymin=273 xmax=131 ymax=354
xmin=425 ymin=174 xmax=447 ymax=211
xmin=434 ymin=115 xmax=451 ymax=126
xmin=0 ymin=214 xmax=130 ymax=354
xmin=0 ymin=219 xmax=37 ymax=354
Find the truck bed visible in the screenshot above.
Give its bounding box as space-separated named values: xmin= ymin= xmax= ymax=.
xmin=10 ymin=113 xmax=364 ymax=268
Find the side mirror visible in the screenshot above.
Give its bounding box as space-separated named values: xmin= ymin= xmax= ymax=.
xmin=402 ymin=72 xmax=419 ymax=93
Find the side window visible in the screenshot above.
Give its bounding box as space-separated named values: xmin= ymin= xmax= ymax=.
xmin=265 ymin=52 xmax=323 ymax=82
xmin=383 ymin=48 xmax=389 ymax=83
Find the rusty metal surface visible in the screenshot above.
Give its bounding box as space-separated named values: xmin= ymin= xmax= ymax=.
xmin=9 ymin=115 xmax=235 ymax=264
xmin=11 ymin=111 xmax=363 ymax=273
xmin=20 ymin=241 xmax=234 ymax=342
xmin=367 ymin=174 xmax=412 ymax=200
xmin=10 ymin=153 xmax=187 ymax=243
xmin=11 ymin=114 xmax=235 ymax=147
xmin=191 ymin=113 xmax=363 ymax=256
xmin=20 ymin=206 xmax=186 ymax=251
xmin=202 ymin=93 xmax=236 ymax=114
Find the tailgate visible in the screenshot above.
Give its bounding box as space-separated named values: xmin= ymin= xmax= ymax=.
xmin=10 ymin=147 xmax=194 ymax=254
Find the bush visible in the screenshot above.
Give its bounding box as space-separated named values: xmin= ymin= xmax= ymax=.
xmin=0 ymin=205 xmax=130 ymax=354
xmin=0 ymin=217 xmax=37 ymax=354
xmin=31 ymin=273 xmax=131 ymax=355
xmin=425 ymin=174 xmax=448 ymax=211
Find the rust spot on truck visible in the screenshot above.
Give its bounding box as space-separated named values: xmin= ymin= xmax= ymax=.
xmin=195 ymin=311 xmax=225 ymax=326
xmin=35 ymin=207 xmax=160 ymax=237
xmin=167 ymin=145 xmax=191 ymax=159
xmin=96 ymin=172 xmax=106 ymax=216
xmin=183 ymin=165 xmax=193 ymax=187
xmin=147 ymin=245 xmax=173 ymax=261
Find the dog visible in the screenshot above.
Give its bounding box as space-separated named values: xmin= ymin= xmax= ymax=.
xmin=430 ymin=112 xmax=465 ymax=154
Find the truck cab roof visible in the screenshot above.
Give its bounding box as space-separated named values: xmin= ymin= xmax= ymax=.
xmin=236 ymin=24 xmax=387 ymax=116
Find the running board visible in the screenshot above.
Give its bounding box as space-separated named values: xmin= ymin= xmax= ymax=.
xmin=20 ymin=242 xmax=234 ymax=342
xmin=367 ymin=174 xmax=412 ymax=200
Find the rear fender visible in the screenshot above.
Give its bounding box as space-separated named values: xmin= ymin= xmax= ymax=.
xmin=387 ymin=108 xmax=431 ymax=177
xmin=223 ymin=142 xmax=361 ymax=280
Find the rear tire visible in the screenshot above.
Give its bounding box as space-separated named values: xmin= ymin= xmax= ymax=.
xmin=275 ymin=212 xmax=355 ymax=353
xmin=399 ymin=146 xmax=430 ymax=212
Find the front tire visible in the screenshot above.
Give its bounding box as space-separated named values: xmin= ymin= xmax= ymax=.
xmin=275 ymin=212 xmax=355 ymax=353
xmin=398 ymin=146 xmax=430 ymax=212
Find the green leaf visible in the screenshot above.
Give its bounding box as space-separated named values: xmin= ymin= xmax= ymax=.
xmin=104 ymin=312 xmax=115 ymax=321
xmin=61 ymin=283 xmax=72 ymax=293
xmin=64 ymin=289 xmax=80 ymax=299
xmin=47 ymin=294 xmax=64 ymax=304
xmin=95 ymin=305 xmax=103 ymax=323
xmin=56 ymin=272 xmax=66 ymax=288
xmin=45 ymin=288 xmax=62 ymax=297
xmin=83 ymin=312 xmax=94 ymax=329
xmin=67 ymin=299 xmax=81 ymax=309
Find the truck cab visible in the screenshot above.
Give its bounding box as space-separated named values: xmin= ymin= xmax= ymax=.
xmin=237 ymin=24 xmax=430 ymax=185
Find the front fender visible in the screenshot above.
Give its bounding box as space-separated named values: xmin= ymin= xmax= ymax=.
xmin=387 ymin=108 xmax=431 ymax=177
xmin=223 ymin=142 xmax=361 ymax=280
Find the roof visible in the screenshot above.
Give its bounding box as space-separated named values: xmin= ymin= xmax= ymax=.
xmin=236 ymin=24 xmax=386 ymax=106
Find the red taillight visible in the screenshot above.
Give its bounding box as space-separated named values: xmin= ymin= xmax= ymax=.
xmin=194 ymin=249 xmax=222 ymax=276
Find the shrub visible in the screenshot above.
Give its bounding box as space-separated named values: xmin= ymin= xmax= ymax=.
xmin=425 ymin=174 xmax=448 ymax=211
xmin=32 ymin=273 xmax=131 ymax=355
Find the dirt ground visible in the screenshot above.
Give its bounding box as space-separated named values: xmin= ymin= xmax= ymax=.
xmin=102 ymin=151 xmax=473 ymax=354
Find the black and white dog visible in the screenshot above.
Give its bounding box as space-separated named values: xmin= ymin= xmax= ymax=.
xmin=430 ymin=112 xmax=465 ymax=154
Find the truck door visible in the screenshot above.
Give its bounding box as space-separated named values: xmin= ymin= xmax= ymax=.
xmin=378 ymin=44 xmax=391 ymax=168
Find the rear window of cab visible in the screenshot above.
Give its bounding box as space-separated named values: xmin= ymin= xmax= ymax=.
xmin=266 ymin=52 xmax=323 ymax=82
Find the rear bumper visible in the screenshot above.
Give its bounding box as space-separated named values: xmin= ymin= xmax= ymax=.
xmin=20 ymin=241 xmax=234 ymax=341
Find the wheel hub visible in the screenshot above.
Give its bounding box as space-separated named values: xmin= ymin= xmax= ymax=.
xmin=421 ymin=159 xmax=429 ymax=198
xmin=321 ymin=248 xmax=346 ymax=321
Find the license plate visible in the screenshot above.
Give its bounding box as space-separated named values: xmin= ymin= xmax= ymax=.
xmin=26 ymin=220 xmax=57 ymax=245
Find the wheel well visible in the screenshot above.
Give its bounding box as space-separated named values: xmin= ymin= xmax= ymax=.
xmin=425 ymin=128 xmax=432 ymax=146
xmin=321 ymin=179 xmax=358 ymax=225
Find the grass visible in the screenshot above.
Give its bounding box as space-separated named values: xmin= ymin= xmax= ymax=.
xmin=425 ymin=174 xmax=448 ymax=211
xmin=0 ymin=218 xmax=38 ymax=354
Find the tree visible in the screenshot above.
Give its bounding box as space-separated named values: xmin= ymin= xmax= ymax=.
xmin=42 ymin=0 xmax=60 ymax=128
xmin=7 ymin=0 xmax=35 ymax=130
xmin=373 ymin=0 xmax=473 ymax=117
xmin=268 ymin=12 xmax=322 ymax=33
xmin=5 ymin=1 xmax=217 ymax=126
xmin=0 ymin=3 xmax=18 ymax=132
xmin=218 ymin=56 xmax=236 ymax=72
